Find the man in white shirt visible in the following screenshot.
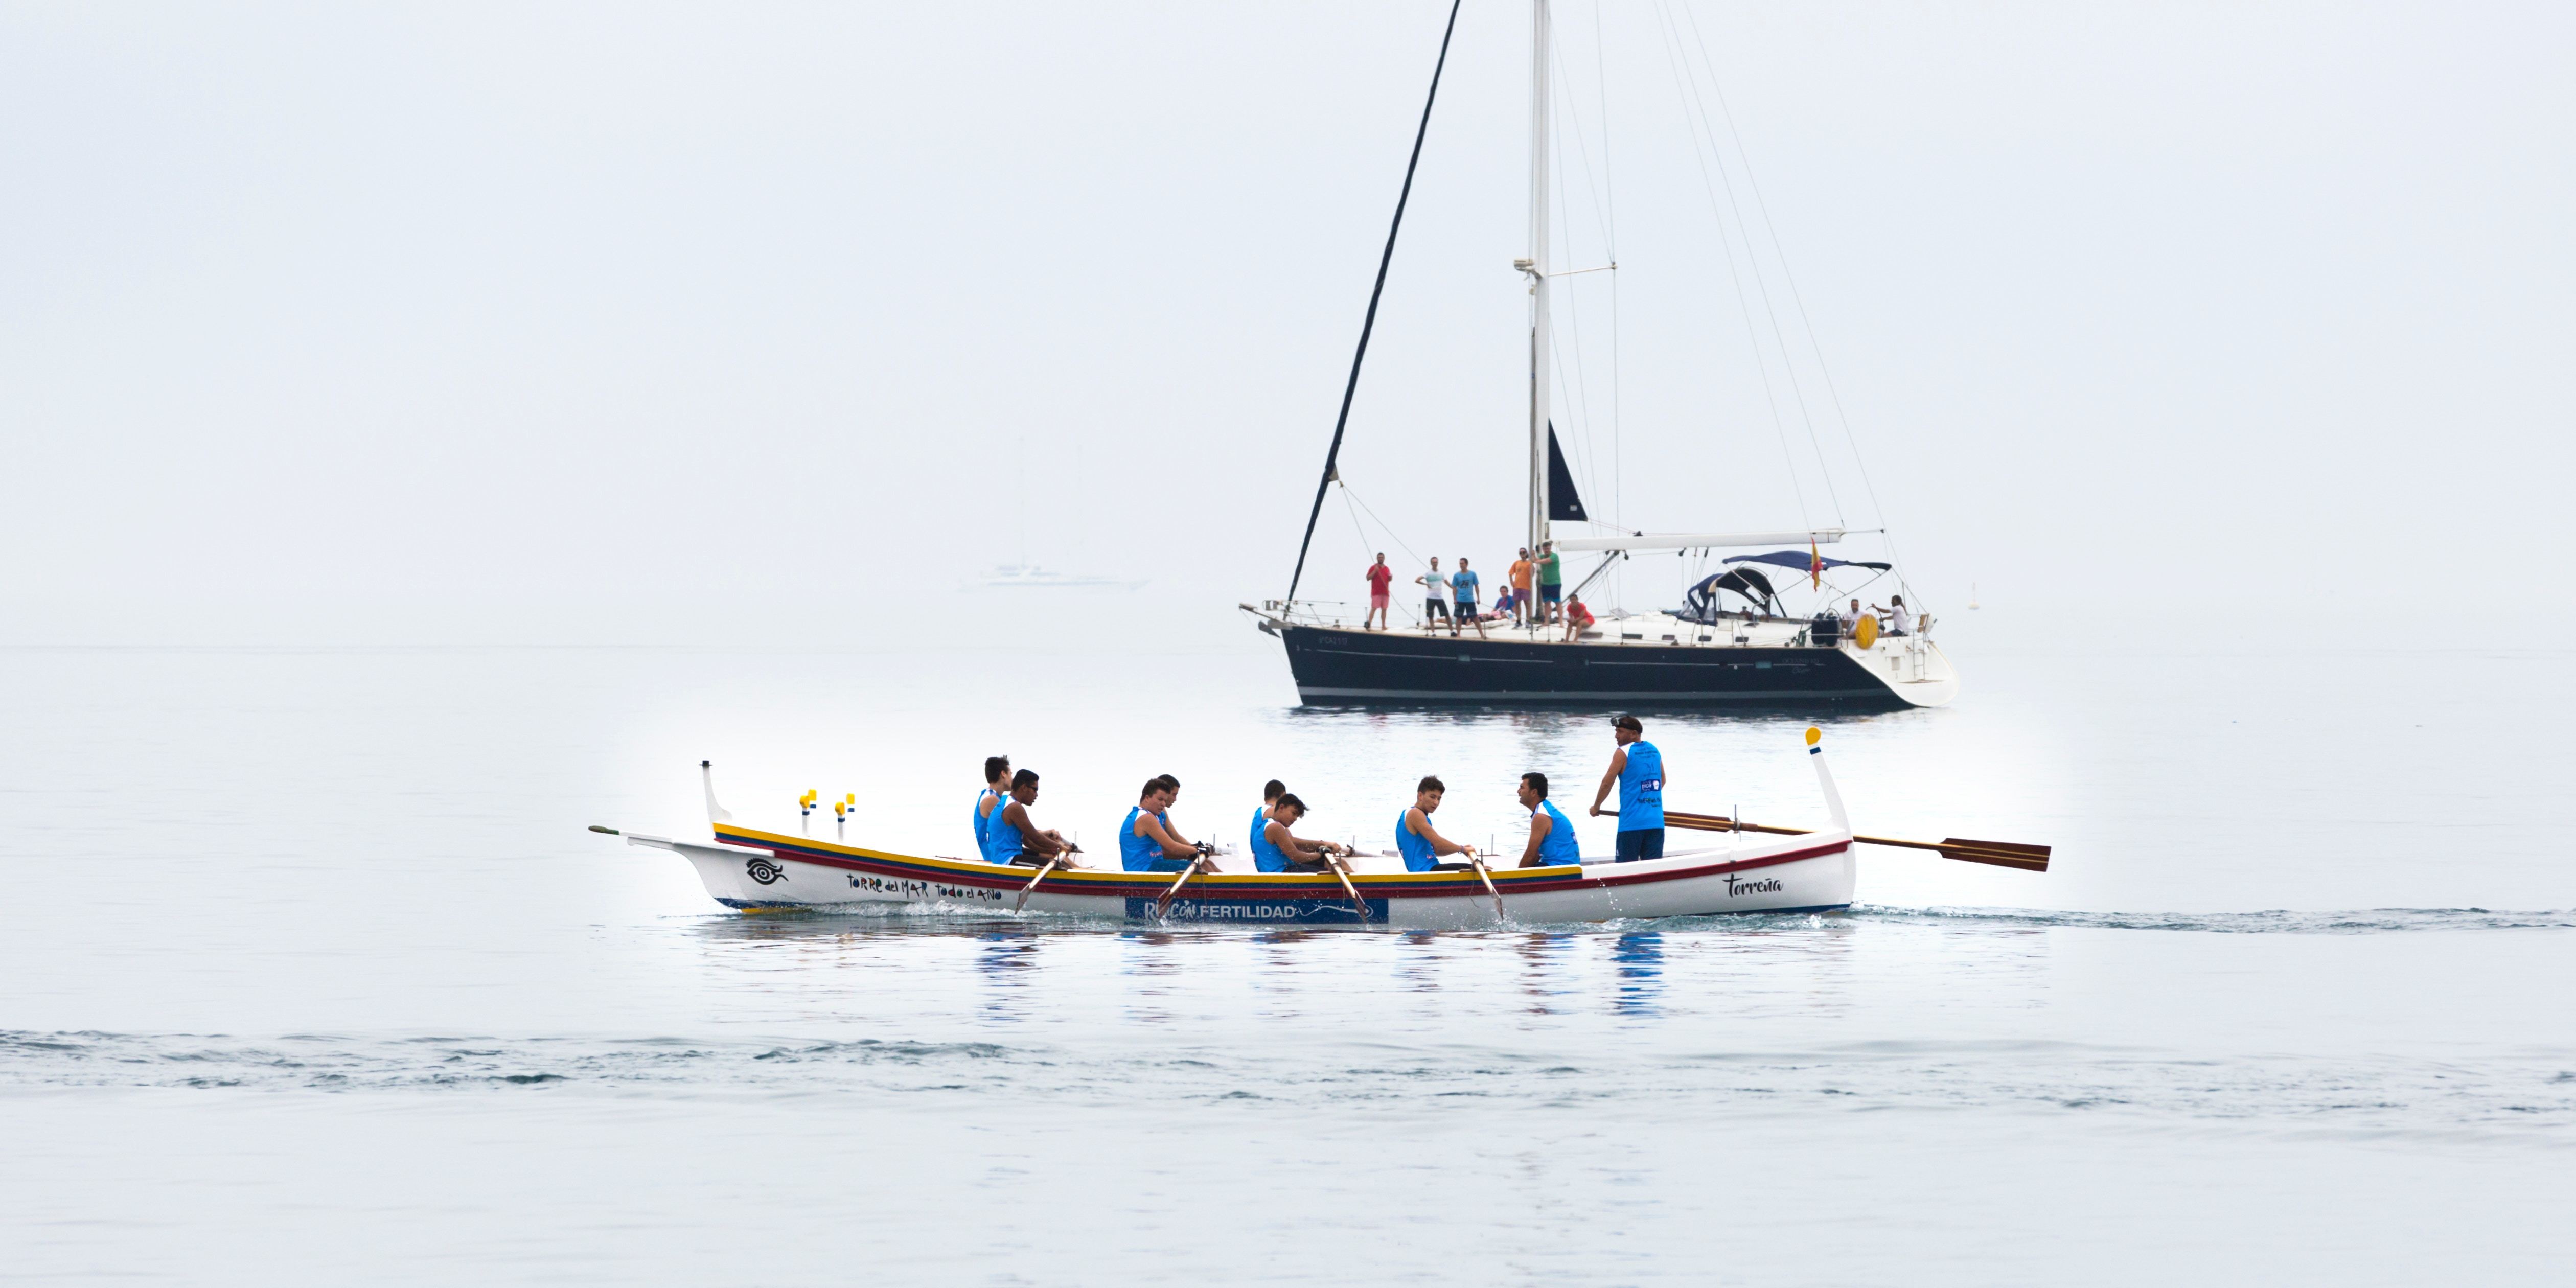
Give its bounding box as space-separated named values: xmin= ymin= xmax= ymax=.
xmin=1869 ymin=595 xmax=1914 ymax=637
xmin=1417 ymin=557 xmax=1451 ymax=633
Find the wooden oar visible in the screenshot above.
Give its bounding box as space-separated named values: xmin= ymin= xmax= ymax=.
xmin=1662 ymin=809 xmax=2050 ymax=872
xmin=1152 ymin=855 xmax=1207 ymax=918
xmin=1009 ymin=842 xmax=1086 ymax=913
xmin=1465 ymin=855 xmax=1507 ymax=922
xmin=1013 ymin=855 xmax=1063 ymax=912
xmin=1323 ymin=852 xmax=1371 ymax=921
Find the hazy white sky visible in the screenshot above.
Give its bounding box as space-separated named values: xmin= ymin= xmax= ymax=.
xmin=5 ymin=2 xmax=2569 ymax=643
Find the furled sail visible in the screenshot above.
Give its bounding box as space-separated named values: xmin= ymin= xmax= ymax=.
xmin=1546 ymin=423 xmax=1588 ymax=523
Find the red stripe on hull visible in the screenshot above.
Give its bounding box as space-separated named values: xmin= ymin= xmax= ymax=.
xmin=714 ymin=829 xmax=1848 ymax=902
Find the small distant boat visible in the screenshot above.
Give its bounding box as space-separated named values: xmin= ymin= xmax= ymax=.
xmin=609 ymin=731 xmax=1875 ymax=927
xmin=972 ymin=564 xmax=1146 ymax=591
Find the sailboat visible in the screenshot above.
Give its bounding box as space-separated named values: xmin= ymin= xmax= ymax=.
xmin=1239 ymin=2 xmax=1958 ymax=709
xmin=967 ymin=448 xmax=1147 ymax=591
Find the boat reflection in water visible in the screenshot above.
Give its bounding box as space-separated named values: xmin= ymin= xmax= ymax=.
xmin=1613 ymin=932 xmax=1664 ymax=1017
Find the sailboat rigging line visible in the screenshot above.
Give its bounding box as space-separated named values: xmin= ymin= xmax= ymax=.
xmin=1284 ymin=0 xmax=1463 ymax=606
xmin=1549 ymin=330 xmax=1603 ymax=521
xmin=1339 ymin=481 xmax=1422 ymax=566
xmin=1650 ymin=0 xmax=1809 ymax=530
xmin=1549 ymin=36 xmax=1618 ymax=282
xmin=1336 ymin=484 xmax=1423 ymax=630
xmin=1676 ymin=1 xmax=1884 ymax=539
xmin=1339 ymin=480 xmax=1422 ymax=568
xmin=1664 ymin=0 xmax=1843 ymax=526
xmin=1547 ymin=63 xmax=1609 ymax=528
xmin=1673 ymin=5 xmax=1920 ymax=604
xmin=1594 ymin=0 xmax=1622 ymax=593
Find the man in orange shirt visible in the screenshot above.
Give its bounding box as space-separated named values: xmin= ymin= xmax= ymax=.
xmin=1507 ymin=547 xmax=1535 ymax=628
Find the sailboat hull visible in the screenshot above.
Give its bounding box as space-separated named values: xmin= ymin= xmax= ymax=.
xmin=1268 ymin=621 xmax=1948 ymax=707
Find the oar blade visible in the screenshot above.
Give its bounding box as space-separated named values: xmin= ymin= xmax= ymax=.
xmin=1936 ymin=839 xmax=2051 ymax=872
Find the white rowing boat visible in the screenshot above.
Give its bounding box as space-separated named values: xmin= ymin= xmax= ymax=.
xmin=608 ymin=729 xmax=1869 ymax=928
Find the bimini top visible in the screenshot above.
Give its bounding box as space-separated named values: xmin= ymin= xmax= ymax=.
xmin=1723 ymin=550 xmax=1893 ymax=575
xmin=1685 ymin=552 xmax=1897 ymax=620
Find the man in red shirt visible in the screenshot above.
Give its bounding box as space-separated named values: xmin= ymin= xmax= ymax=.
xmin=1364 ymin=553 xmax=1394 ymax=631
xmin=1560 ymin=594 xmax=1597 ymax=642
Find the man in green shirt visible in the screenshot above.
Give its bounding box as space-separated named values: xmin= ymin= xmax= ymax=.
xmin=1534 ymin=540 xmax=1564 ymax=627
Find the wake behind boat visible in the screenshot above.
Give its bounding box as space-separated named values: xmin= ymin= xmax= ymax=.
xmin=597 ymin=730 xmax=2044 ymax=927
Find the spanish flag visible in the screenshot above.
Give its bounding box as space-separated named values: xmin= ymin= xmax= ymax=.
xmin=1809 ymin=537 xmax=1822 ymax=590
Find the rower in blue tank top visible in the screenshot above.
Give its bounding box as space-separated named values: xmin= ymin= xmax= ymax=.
xmin=969 ymin=757 xmax=1009 ymax=860
xmin=986 ymin=769 xmax=1074 ymax=866
xmin=1251 ymin=778 xmax=1285 ymax=859
xmin=973 ymin=756 xmax=1010 ymax=857
xmin=1513 ymin=772 xmax=1582 ymax=867
xmin=1250 ymin=815 xmax=1293 ymax=872
xmin=1394 ymin=775 xmax=1477 ymax=873
xmin=1255 ymin=794 xmax=1346 ymax=872
xmin=1120 ymin=776 xmax=1199 ymax=872
xmin=987 ymin=799 xmax=1026 ymax=864
xmin=1590 ymin=715 xmax=1669 ymax=863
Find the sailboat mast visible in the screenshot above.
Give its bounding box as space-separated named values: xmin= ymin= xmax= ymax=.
xmin=1525 ymin=0 xmax=1553 ymax=554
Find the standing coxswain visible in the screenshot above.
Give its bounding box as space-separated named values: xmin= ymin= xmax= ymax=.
xmin=1395 ymin=776 xmax=1478 ymax=872
xmin=1515 ymin=772 xmax=1582 ymax=868
xmin=1589 ymin=715 xmax=1667 ymax=862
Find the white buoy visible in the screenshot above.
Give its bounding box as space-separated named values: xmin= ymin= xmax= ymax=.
xmin=1968 ymin=582 xmax=1981 ymax=610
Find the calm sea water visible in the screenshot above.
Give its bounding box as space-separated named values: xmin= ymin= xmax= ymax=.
xmin=5 ymin=617 xmax=2571 ymax=1284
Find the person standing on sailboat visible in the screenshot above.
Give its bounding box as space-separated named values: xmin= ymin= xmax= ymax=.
xmin=1534 ymin=541 xmax=1563 ymax=626
xmin=1450 ymin=557 xmax=1487 ymax=639
xmin=1590 ymin=716 xmax=1667 ymax=862
xmin=1417 ymin=557 xmax=1452 ymax=633
xmin=973 ymin=755 xmax=1010 ymax=858
xmin=988 ymin=769 xmax=1077 ymax=866
xmin=1395 ymin=776 xmax=1478 ymax=872
xmin=1364 ymin=556 xmax=1394 ymax=631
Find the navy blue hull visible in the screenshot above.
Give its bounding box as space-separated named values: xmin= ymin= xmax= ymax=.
xmin=1276 ymin=624 xmax=1903 ymax=708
